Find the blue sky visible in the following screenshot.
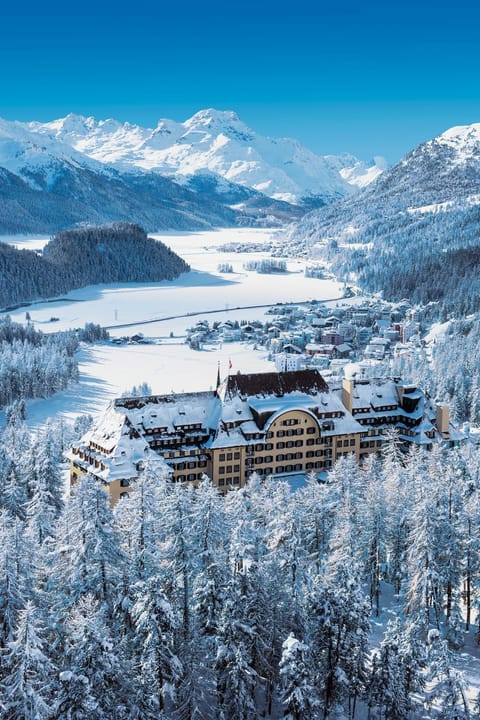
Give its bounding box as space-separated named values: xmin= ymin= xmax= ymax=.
xmin=1 ymin=0 xmax=479 ymax=162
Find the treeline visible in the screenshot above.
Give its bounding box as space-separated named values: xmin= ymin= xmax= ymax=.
xmin=315 ymin=205 xmax=480 ymax=319
xmin=392 ymin=316 xmax=480 ymax=424
xmin=288 ymin=132 xmax=480 ymax=320
xmin=1 ymin=432 xmax=479 ymax=718
xmin=0 ymin=223 xmax=190 ymax=308
xmin=0 ymin=317 xmax=78 ymax=408
xmin=243 ymin=258 xmax=287 ymax=273
xmin=0 ymin=317 xmax=109 ymax=409
xmin=0 ymin=160 xmax=239 ymax=235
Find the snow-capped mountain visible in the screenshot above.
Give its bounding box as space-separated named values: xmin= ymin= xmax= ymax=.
xmin=0 ymin=117 xmax=246 ymax=234
xmin=0 ymin=110 xmax=384 ymax=234
xmin=289 ymin=122 xmax=480 ymax=309
xmin=29 ymin=109 xmax=384 ymax=203
xmin=0 ymin=116 xmax=111 ymax=189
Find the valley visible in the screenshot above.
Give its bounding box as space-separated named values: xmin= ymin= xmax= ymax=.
xmin=1 ymin=111 xmax=480 ymax=719
xmin=1 ymin=227 xmax=344 ymax=429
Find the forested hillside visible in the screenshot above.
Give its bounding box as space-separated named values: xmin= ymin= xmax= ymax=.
xmin=290 ymin=124 xmax=480 ymax=318
xmin=0 ymin=433 xmax=479 ymax=718
xmin=0 ymin=159 xmax=240 ymax=234
xmin=0 ymin=223 xmax=190 ymax=307
xmin=0 ymin=316 xmax=78 ymax=408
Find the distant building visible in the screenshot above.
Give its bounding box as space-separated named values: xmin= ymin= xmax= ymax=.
xmin=275 ymin=353 xmax=305 ymax=372
xmin=68 ymin=370 xmax=464 ymax=501
xmin=321 ymin=331 xmax=344 ymax=346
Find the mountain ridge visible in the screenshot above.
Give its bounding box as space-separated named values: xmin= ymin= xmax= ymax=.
xmin=27 ymin=108 xmax=384 ymax=203
xmin=289 ymin=121 xmax=480 ymax=315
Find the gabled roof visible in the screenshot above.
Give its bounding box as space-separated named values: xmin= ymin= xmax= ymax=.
xmin=222 ymin=370 xmax=329 ymax=400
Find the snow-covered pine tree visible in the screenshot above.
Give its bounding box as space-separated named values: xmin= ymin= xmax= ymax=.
xmin=2 ymin=600 xmax=56 ymax=720
xmin=56 ymin=594 xmax=134 ymax=720
xmin=130 ymin=575 xmax=182 ymax=717
xmin=367 ymin=615 xmax=425 ymax=720
xmin=425 ymin=629 xmax=470 ymax=720
xmin=279 ymin=634 xmax=319 ymax=720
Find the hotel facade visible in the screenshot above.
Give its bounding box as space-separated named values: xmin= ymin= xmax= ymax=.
xmin=67 ymin=370 xmax=461 ymax=501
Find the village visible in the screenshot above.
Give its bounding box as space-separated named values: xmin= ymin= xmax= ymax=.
xmin=183 ymin=295 xmax=423 ymax=380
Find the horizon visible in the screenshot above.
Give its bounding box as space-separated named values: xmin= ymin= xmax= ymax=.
xmin=1 ymin=0 xmax=480 ymax=163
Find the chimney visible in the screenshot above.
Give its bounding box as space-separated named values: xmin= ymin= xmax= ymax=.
xmin=342 ymin=378 xmax=354 ymax=414
xmin=436 ymin=403 xmax=450 ymax=435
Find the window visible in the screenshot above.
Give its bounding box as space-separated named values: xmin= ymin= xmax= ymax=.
xmin=265 ymin=443 xmax=273 ymax=450
xmin=276 ymin=466 xmax=284 ymax=473
xmin=307 ymin=427 xmax=315 ymax=434
xmin=306 ymin=438 xmax=315 ymax=446
xmin=187 ymin=473 xmax=196 ymax=481
xmin=233 ymin=477 xmax=240 ymax=485
xmin=219 ymin=467 xmax=225 ymax=474
xmin=286 ymin=441 xmax=294 ymax=448
xmin=276 ymin=454 xmax=284 ymax=461
xmin=120 ymin=479 xmax=130 ymax=487
xmin=306 ymin=451 xmax=314 ymax=458
xmin=219 ymin=453 xmax=225 ymax=461
xmin=226 ymin=465 xmax=232 ymax=473
xmin=219 ymin=478 xmax=225 ymax=486
xmin=295 ymin=440 xmax=303 ymax=447
xmin=120 ymin=492 xmax=129 ymax=499
xmin=277 ymin=441 xmax=285 ymax=449
xmin=227 ymin=453 xmax=232 ymax=461
xmin=350 ymin=438 xmax=356 ymax=446
xmin=234 ymin=464 xmax=240 ymax=472
xmin=234 ymin=451 xmax=240 ymax=459
xmin=277 ymin=430 xmax=285 ymax=437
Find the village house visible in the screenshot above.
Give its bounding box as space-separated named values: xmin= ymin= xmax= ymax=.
xmin=67 ymin=369 xmax=463 ymax=502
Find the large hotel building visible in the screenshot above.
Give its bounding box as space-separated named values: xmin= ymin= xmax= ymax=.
xmin=67 ymin=369 xmax=462 ymax=502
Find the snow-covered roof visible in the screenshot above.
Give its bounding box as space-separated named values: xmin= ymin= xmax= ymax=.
xmin=115 ymin=392 xmax=219 ymax=434
xmin=68 ymin=403 xmax=170 ymax=483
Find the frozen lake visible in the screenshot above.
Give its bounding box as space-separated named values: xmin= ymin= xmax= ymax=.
xmin=5 ymin=228 xmax=342 ymax=336
xmin=1 ymin=227 xmax=344 ymax=428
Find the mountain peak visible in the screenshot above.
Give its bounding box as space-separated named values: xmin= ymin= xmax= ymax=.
xmin=439 ymin=122 xmax=480 ymax=141
xmin=185 ymin=108 xmax=243 ymax=128
xmin=9 ymin=110 xmax=383 ymax=203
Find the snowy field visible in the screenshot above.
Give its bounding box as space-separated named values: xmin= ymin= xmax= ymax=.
xmin=2 ymin=228 xmax=344 ymax=429
xmin=5 ymin=228 xmax=342 ymax=336
xmin=22 ymin=341 xmax=275 ymax=431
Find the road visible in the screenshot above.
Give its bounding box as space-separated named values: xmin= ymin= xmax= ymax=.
xmin=103 ymin=295 xmax=347 ymax=331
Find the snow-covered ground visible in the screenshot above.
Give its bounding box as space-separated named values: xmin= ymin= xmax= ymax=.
xmin=1 ymin=227 xmax=344 ymax=429
xmin=20 ymin=340 xmax=275 ymax=431
xmin=5 ymin=228 xmax=342 ymax=337
xmin=2 ymin=234 xmax=50 ymax=251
